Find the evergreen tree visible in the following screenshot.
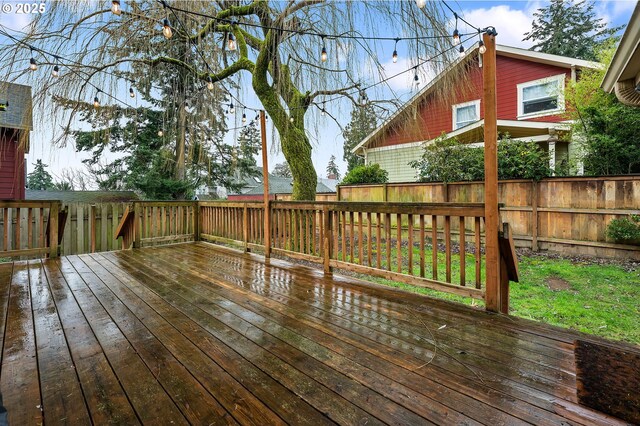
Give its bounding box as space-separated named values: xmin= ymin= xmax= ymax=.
xmin=523 ymin=0 xmax=621 ymax=61
xmin=27 ymin=160 xmax=54 ymax=190
xmin=343 ymin=103 xmax=378 ymax=173
xmin=326 ymin=155 xmax=340 ymax=180
xmin=272 ymin=162 xmax=292 ymax=178
xmin=235 ymin=124 xmax=261 ymax=172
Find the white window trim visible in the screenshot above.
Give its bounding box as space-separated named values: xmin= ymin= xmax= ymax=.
xmin=452 ymin=99 xmax=480 ymax=130
xmin=517 ymin=74 xmax=566 ymax=120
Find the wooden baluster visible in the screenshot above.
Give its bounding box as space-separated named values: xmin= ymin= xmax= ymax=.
xmin=312 ymin=210 xmax=317 ymax=256
xmin=386 ymin=213 xmax=391 ymax=271
xmin=445 ymin=215 xmax=452 ymax=283
xmin=306 ymin=210 xmax=311 ymax=255
xmin=367 ymin=212 xmax=372 ymax=267
xmin=341 ymin=211 xmax=347 ymax=262
xmin=408 ymin=214 xmax=414 ymax=275
xmin=39 ymin=208 xmax=44 ymax=248
xmin=376 ymin=212 xmax=382 ymax=269
xmin=419 ymin=214 xmax=425 ymax=278
xmin=396 ymin=213 xmax=402 ymax=273
xmin=358 ymin=212 xmax=363 ymax=265
xmin=432 ymin=215 xmax=438 ymax=281
xmin=349 ymin=211 xmax=355 ymax=262
xmin=299 ymin=210 xmax=305 ymax=253
xmin=460 ymin=216 xmax=466 ymax=286
xmin=90 ymin=205 xmax=96 ymax=253
xmin=333 ymin=211 xmax=339 ymax=260
xmin=323 ymin=206 xmax=332 ymax=274
xmin=3 ymin=208 xmax=8 ymax=251
xmin=27 ymin=208 xmax=33 ymax=250
xmin=15 ymin=208 xmax=21 ymax=251
xmin=475 ymin=217 xmax=482 ymax=289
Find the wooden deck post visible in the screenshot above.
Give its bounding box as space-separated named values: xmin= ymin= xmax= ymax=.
xmin=48 ymin=202 xmax=59 ymax=258
xmin=483 ymin=31 xmax=502 ymax=313
xmin=133 ymin=202 xmax=142 ymax=249
xmin=193 ymin=202 xmax=200 ymax=242
xmin=260 ymin=110 xmax=271 ymax=258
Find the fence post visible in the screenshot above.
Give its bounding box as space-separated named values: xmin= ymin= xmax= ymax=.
xmin=382 ymin=183 xmax=388 ymax=202
xmin=323 ymin=206 xmax=333 ymax=275
xmin=90 ymin=205 xmax=96 ymax=253
xmin=531 ymin=180 xmax=539 ymax=251
xmin=49 ymin=202 xmax=59 ymax=259
xmin=264 ymin=200 xmax=271 ymax=258
xmin=193 ymin=202 xmax=200 ymax=242
xmin=133 ymin=202 xmax=142 ymax=249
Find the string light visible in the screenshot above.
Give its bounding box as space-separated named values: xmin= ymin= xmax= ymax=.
xmin=29 ymin=48 xmax=37 ymax=71
xmin=207 ymin=77 xmax=214 ymax=90
xmin=227 ymin=32 xmax=236 ymax=51
xmin=320 ymin=36 xmax=327 ymax=62
xmin=111 ymin=0 xmax=121 ymax=15
xmin=158 ymin=130 xmax=164 ymax=137
xmin=321 ymin=102 xmax=326 ymax=116
xmin=358 ymin=90 xmax=368 ymax=107
xmin=415 ymin=0 xmax=427 ymax=9
xmin=229 ymin=103 xmax=235 ymax=113
xmin=392 ymin=38 xmax=399 ymax=63
xmin=129 ymin=86 xmax=135 ymax=98
xmin=93 ymin=91 xmax=101 ymax=108
xmin=162 ymin=18 xmax=173 ymax=39
xmin=453 ymin=14 xmax=460 ymax=46
xmin=52 ymin=65 xmax=59 ymax=77
xmin=478 ymin=40 xmax=486 ymax=55
xmin=414 ymin=67 xmax=419 ymax=85
xmin=289 ymin=117 xmax=294 ymax=123
xmin=242 ymin=109 xmax=246 ymax=122
xmin=459 ymin=45 xmax=465 ymax=57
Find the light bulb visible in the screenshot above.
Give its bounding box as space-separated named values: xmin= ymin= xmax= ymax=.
xmin=453 ymin=29 xmax=460 ymax=46
xmin=29 ymin=57 xmax=37 ymax=71
xmin=52 ymin=65 xmax=59 ymax=77
xmin=321 ymin=46 xmax=327 ymax=62
xmin=289 ymin=117 xmax=294 ymax=123
xmin=392 ymin=50 xmax=398 ymax=63
xmin=415 ymin=0 xmax=426 ymax=9
xmin=414 ymin=73 xmax=419 ymax=84
xmin=459 ymin=45 xmax=465 ymax=58
xmin=227 ymin=33 xmax=236 ymax=51
xmin=111 ymin=0 xmax=121 ymax=15
xmin=321 ymin=108 xmax=325 ymax=116
xmin=158 ymin=130 xmax=164 ymax=137
xmin=478 ymin=40 xmax=486 ymax=54
xmin=207 ymin=78 xmax=214 ymax=90
xmin=242 ymin=113 xmax=246 ymax=123
xmin=93 ymin=97 xmax=100 ymax=108
xmin=163 ymin=19 xmax=173 ymax=39
xmin=129 ymin=87 xmax=135 ymax=98
xmin=229 ymin=103 xmax=235 ymax=113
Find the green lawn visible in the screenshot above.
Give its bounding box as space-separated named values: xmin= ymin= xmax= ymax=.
xmin=343 ymin=247 xmax=640 ymax=345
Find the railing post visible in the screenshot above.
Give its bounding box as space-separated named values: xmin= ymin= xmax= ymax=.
xmin=323 ymin=206 xmax=333 ymax=275
xmin=49 ymin=202 xmax=59 ymax=259
xmin=264 ymin=200 xmax=271 ymax=258
xmin=243 ymin=203 xmax=249 ymax=252
xmin=193 ymin=202 xmax=200 ymax=242
xmin=133 ymin=202 xmax=141 ymax=249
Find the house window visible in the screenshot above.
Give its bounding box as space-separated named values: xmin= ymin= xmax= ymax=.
xmin=452 ymin=100 xmax=480 ymax=130
xmin=517 ymin=75 xmax=565 ymax=118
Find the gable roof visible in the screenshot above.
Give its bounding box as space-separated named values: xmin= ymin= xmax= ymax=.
xmin=352 ymin=44 xmax=599 ymax=154
xmin=26 ymin=190 xmax=140 ymax=203
xmin=241 ymin=175 xmax=334 ymax=196
xmin=0 ymin=82 xmax=33 ymax=131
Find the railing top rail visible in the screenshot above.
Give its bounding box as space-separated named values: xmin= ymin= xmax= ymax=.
xmin=271 ymin=201 xmax=486 ymax=217
xmin=134 ymin=201 xmax=197 ymax=207
xmin=199 ymin=201 xmax=264 ymax=207
xmin=0 ymin=200 xmax=61 ymax=208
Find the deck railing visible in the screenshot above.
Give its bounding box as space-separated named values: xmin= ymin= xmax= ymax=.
xmin=115 ymin=200 xmax=518 ymax=312
xmin=116 ymin=201 xmax=199 ymax=249
xmin=0 ymin=200 xmax=66 ymax=258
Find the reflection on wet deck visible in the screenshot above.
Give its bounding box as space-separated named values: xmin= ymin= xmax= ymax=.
xmin=0 ymin=242 xmax=627 ymax=425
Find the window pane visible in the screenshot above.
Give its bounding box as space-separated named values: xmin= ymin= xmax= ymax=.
xmin=455 ymin=104 xmax=477 ymax=128
xmin=523 ymin=81 xmax=557 ymax=101
xmin=523 ymin=97 xmax=558 ymax=114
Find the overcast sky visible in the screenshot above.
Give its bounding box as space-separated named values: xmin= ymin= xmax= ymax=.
xmin=0 ymin=0 xmax=636 ymax=186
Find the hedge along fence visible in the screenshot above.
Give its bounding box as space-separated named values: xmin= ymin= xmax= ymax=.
xmin=337 ymin=175 xmax=640 ymax=260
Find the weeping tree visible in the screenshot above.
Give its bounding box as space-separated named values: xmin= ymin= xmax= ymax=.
xmin=0 ymin=0 xmax=467 ymax=200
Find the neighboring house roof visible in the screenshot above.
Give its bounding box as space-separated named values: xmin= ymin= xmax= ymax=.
xmin=240 ymin=175 xmax=334 ymax=196
xmin=317 ymin=177 xmax=338 ymax=192
xmin=601 ymin=2 xmax=640 ymax=106
xmin=352 ymin=44 xmax=598 ymax=154
xmin=26 ymin=190 xmax=140 ymax=203
xmin=0 ymin=82 xmax=33 ymax=131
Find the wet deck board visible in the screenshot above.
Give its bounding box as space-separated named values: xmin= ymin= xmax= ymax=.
xmin=0 ymin=242 xmax=630 ymax=425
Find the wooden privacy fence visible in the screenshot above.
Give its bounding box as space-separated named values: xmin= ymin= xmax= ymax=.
xmin=198 ymin=200 xmax=518 ymax=309
xmin=0 ymin=200 xmax=65 ymax=259
xmin=337 ymin=176 xmax=640 ymax=259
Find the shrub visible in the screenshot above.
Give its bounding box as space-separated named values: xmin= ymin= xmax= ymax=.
xmin=410 ymin=133 xmax=553 ymax=182
xmin=606 ymin=215 xmax=640 ymax=244
xmin=341 ymin=163 xmax=389 ymax=185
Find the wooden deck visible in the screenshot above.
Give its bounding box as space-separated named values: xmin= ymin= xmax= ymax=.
xmin=0 ymin=242 xmax=628 ymax=425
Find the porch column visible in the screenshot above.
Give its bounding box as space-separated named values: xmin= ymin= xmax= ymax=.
xmin=548 ymin=141 xmax=556 ymax=174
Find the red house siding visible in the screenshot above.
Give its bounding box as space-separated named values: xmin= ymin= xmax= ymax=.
xmin=0 ymin=128 xmax=26 ymax=200
xmin=376 ymin=55 xmax=571 ymax=148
